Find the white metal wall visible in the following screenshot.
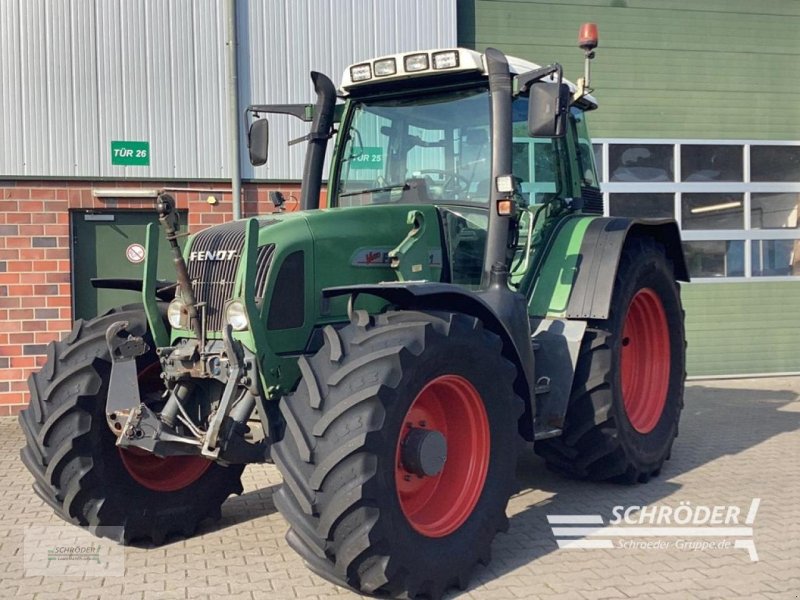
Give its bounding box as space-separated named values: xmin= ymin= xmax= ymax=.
xmin=0 ymin=0 xmax=457 ymax=181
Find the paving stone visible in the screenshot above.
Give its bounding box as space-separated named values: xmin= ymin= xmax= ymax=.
xmin=1 ymin=376 xmax=798 ymax=599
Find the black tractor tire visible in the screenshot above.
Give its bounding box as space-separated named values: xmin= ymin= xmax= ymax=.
xmin=18 ymin=304 xmax=244 ymax=544
xmin=535 ymin=236 xmax=685 ymax=483
xmin=271 ymin=310 xmax=523 ymax=599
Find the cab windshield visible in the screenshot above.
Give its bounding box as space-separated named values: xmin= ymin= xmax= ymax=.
xmin=335 ymin=88 xmax=493 ymax=207
xmin=333 ymin=87 xmax=564 ymax=208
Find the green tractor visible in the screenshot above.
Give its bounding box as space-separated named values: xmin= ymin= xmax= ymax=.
xmin=20 ymin=25 xmax=687 ymax=599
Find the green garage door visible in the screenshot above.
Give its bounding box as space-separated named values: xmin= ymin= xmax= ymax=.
xmin=70 ymin=209 xmax=188 ymax=320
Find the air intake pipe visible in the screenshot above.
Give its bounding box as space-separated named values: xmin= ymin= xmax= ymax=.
xmin=482 ymin=48 xmax=514 ymax=288
xmin=299 ymin=72 xmax=337 ymax=210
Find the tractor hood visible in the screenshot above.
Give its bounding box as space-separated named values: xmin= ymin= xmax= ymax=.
xmin=180 ymin=204 xmax=445 ymax=354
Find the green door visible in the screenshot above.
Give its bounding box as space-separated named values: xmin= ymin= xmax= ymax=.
xmin=70 ymin=209 xmax=189 ymax=320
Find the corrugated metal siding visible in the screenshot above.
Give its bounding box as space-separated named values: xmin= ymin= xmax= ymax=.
xmin=242 ymin=0 xmax=458 ymax=181
xmin=0 ymin=0 xmax=456 ymax=180
xmin=458 ymin=0 xmax=800 ymax=140
xmin=682 ymin=282 xmax=800 ymax=377
xmin=72 ymin=0 xmax=101 ymax=176
xmin=1 ymin=0 xmax=23 ymax=175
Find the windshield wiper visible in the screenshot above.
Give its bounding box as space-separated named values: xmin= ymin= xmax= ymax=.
xmin=339 ymin=183 xmax=409 ymax=198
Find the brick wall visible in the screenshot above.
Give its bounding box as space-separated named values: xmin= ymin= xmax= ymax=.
xmin=0 ymin=179 xmax=313 ymax=415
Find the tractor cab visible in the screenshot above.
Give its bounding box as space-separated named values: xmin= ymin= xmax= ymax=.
xmin=328 ymin=49 xmax=602 ymax=287
xmin=332 ymin=48 xmax=597 ymax=209
xmin=248 ymin=47 xmax=601 ymax=290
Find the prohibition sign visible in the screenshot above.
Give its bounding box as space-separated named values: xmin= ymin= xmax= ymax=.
xmin=126 ymin=243 xmax=146 ymax=264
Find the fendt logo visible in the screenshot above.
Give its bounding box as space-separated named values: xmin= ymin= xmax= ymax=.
xmin=189 ymin=250 xmax=238 ymax=262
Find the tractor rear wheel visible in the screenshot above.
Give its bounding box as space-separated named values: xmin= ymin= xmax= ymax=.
xmin=271 ymin=310 xmax=522 ymax=599
xmin=18 ymin=305 xmax=244 ymax=544
xmin=535 ymin=237 xmax=685 ymax=483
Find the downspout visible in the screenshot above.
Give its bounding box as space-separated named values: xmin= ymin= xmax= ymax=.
xmin=481 ymin=48 xmax=514 ymax=288
xmin=225 ymin=0 xmax=242 ymax=220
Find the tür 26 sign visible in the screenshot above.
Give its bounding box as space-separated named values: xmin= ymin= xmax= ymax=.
xmin=111 ymin=141 xmax=150 ymax=166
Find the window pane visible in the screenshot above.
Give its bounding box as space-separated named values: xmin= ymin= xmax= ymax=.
xmin=751 ymin=240 xmax=800 ymax=276
xmin=681 ymin=193 xmax=744 ymax=230
xmin=751 ymin=146 xmax=800 ymax=182
xmin=609 ymin=144 xmax=673 ymax=182
xmin=529 ymin=140 xmax=561 ymax=204
xmin=407 ymin=124 xmax=446 ymax=173
xmin=336 ymin=89 xmax=492 ymax=206
xmin=683 ymin=241 xmax=744 ymax=278
xmin=577 ymin=143 xmax=598 ymax=187
xmin=609 ymin=193 xmax=674 ymax=219
xmin=512 ymin=142 xmax=530 ymax=182
xmin=681 ymin=145 xmax=742 ymax=182
xmin=571 ymin=109 xmax=599 ymax=187
xmin=534 ymin=141 xmax=558 ymax=184
xmin=751 ymin=193 xmax=800 ymax=229
xmin=593 ymin=144 xmax=603 ymax=181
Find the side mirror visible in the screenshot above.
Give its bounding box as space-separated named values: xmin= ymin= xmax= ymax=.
xmin=528 ymin=81 xmax=566 ymax=138
xmin=248 ymin=118 xmax=269 ymax=166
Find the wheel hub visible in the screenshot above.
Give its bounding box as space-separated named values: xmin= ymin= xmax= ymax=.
xmin=395 ymin=375 xmax=490 ymax=538
xmin=401 ymin=427 xmax=447 ymax=477
xmin=621 ymin=287 xmax=671 ymax=434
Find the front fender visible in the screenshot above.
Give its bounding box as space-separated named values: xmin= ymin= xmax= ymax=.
xmin=322 ymin=281 xmax=536 ymax=419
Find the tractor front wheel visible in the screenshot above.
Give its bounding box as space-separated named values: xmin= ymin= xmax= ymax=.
xmin=535 ymin=236 xmax=685 ymax=483
xmin=271 ymin=310 xmax=522 ymax=599
xmin=18 ymin=305 xmax=244 ymax=544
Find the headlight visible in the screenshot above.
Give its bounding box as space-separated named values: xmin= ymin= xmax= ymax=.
xmin=373 ymin=58 xmax=397 ymax=77
xmin=350 ymin=63 xmax=372 ymax=82
xmin=432 ymin=50 xmax=459 ymax=70
xmin=225 ymin=300 xmax=249 ymax=331
xmin=404 ymin=53 xmax=429 ymax=72
xmin=167 ymin=299 xmax=188 ymax=329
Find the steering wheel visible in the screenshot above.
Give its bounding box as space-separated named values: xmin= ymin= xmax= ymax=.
xmin=418 ymin=169 xmax=471 ymax=195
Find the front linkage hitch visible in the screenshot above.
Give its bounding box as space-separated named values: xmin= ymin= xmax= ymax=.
xmin=105 ymin=321 xmax=268 ymax=465
xmin=103 ymin=193 xmax=269 ymax=466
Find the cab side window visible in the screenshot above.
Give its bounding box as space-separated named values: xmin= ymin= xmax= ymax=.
xmin=512 ymin=94 xmax=568 ymax=205
xmin=571 ymin=108 xmax=599 ymax=189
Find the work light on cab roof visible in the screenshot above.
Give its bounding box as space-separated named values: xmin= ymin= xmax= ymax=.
xmin=343 ymin=49 xmax=473 ymax=88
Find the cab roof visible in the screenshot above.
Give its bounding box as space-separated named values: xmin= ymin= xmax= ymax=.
xmin=340 ymin=47 xmax=597 ymax=110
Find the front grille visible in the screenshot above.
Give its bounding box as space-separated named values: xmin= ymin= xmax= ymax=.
xmin=187 ymin=222 xmax=247 ymax=331
xmin=255 ymin=244 xmax=276 ymax=301
xmin=186 ymin=222 xmax=276 ymax=331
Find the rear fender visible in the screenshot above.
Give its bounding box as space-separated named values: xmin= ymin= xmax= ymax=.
xmin=531 ymin=217 xmax=688 ymax=320
xmin=526 ymin=218 xmax=687 ymax=438
xmin=566 ymin=218 xmax=688 ymax=320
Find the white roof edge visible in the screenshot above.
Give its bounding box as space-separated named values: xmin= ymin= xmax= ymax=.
xmin=340 ymin=47 xmax=597 ymax=108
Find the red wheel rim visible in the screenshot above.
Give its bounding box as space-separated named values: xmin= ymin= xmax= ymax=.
xmin=620 ymin=288 xmax=671 ymax=434
xmin=117 ymin=363 xmax=211 ymax=492
xmin=119 ymin=449 xmax=212 ymax=492
xmin=395 ymin=375 xmax=490 ymax=538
